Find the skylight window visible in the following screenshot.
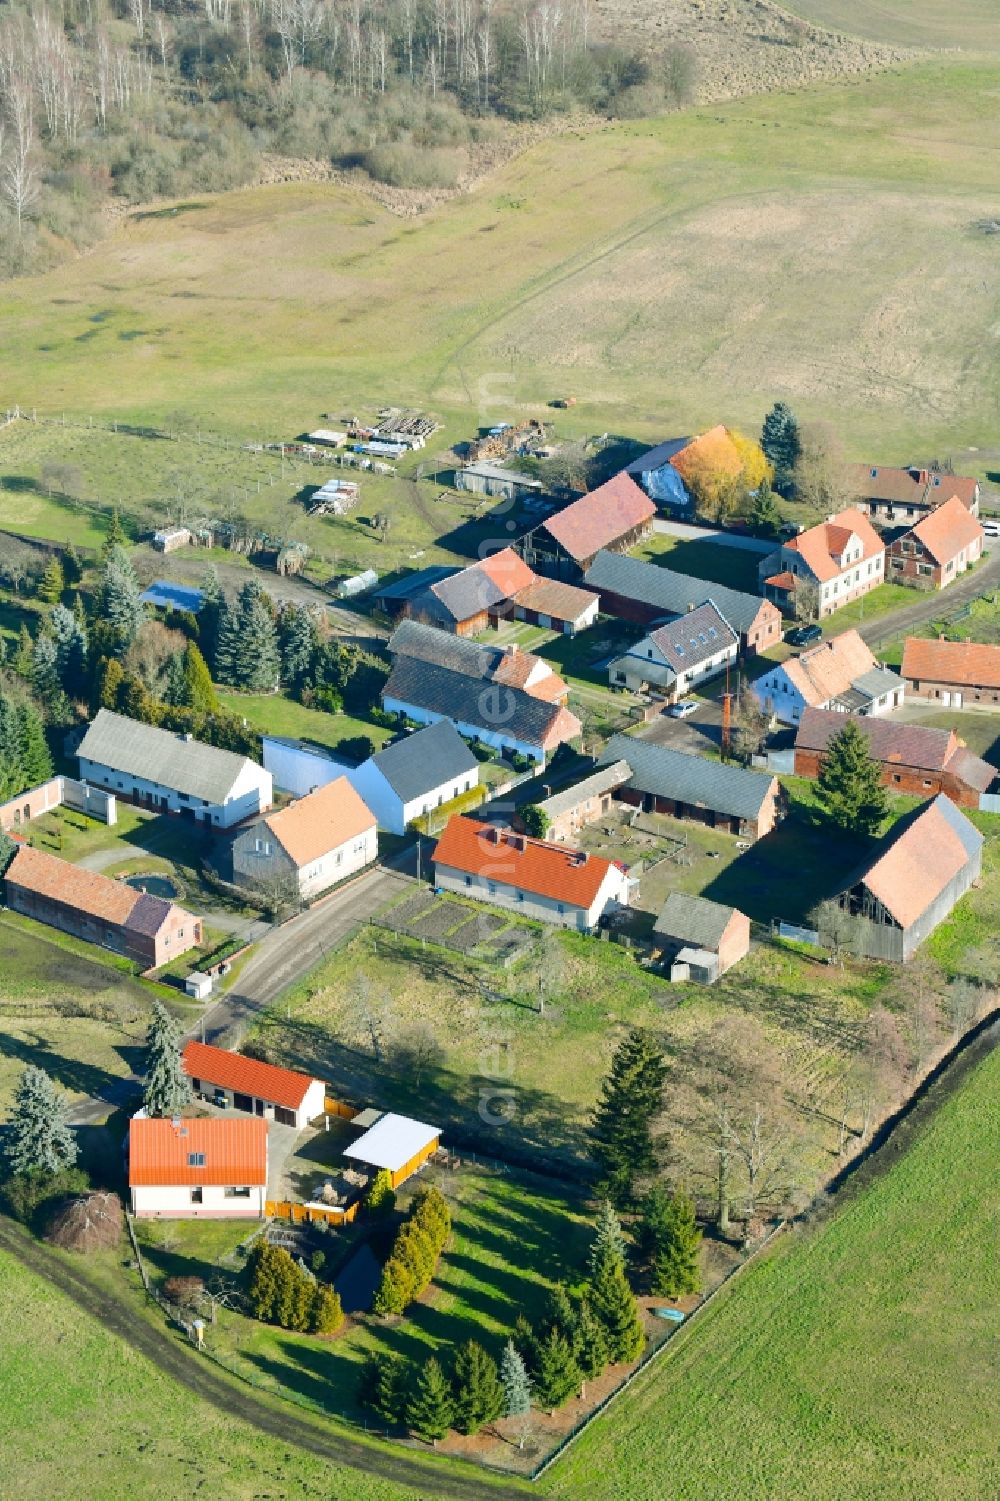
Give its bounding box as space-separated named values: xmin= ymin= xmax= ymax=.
xmin=187 ymin=1152 xmax=206 ymax=1167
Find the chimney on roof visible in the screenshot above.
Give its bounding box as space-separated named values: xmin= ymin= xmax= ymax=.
xmin=571 ymin=850 xmax=588 ymax=866
xmin=510 ymin=832 xmax=526 ymax=852
xmin=686 ymin=601 xmax=695 ymax=612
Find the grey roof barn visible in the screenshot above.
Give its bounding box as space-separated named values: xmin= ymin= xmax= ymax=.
xmin=367 ymin=720 xmax=478 ymax=803
xmin=77 ymin=709 xmax=260 ymax=806
xmin=599 ymin=733 xmax=776 ymax=822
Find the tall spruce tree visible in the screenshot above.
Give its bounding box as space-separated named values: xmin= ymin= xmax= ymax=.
xmin=576 ymin=1298 xmax=610 ymax=1386
xmin=31 ymin=636 xmax=69 ymax=721
xmin=590 ymin=1029 xmax=667 ymax=1206
xmin=636 ymin=1186 xmax=703 ymax=1298
xmin=588 ymin=1199 xmax=629 ymax=1279
xmin=197 ymin=565 xmax=224 ymax=672
xmin=38 ymin=556 xmax=64 ymax=604
xmin=451 ymin=1340 xmax=504 ymax=1435
xmin=279 ymin=603 xmax=317 ymax=695
xmin=142 ymin=1001 xmax=193 ymax=1117
xmin=5 ymin=1065 xmax=78 ymax=1178
xmin=532 ymin=1328 xmax=581 ymax=1411
xmin=233 ymin=579 xmax=280 ymax=692
xmin=62 ymin=544 xmax=83 ymax=586
xmin=816 ymin=719 xmax=888 ymax=837
xmin=500 ymin=1340 xmax=532 ymax=1419
xmin=0 ymin=692 xmax=20 ymax=799
xmin=48 ymin=604 xmax=88 ymax=700
xmin=100 ymin=544 xmax=146 ymax=655
xmin=17 ymin=700 xmax=53 ymax=787
xmin=405 ymin=1356 xmax=455 ymax=1444
xmin=760 ymin=402 xmax=801 ymax=484
xmin=102 ymin=508 xmax=126 ymax=557
xmin=589 ymin=1259 xmax=645 ymax=1365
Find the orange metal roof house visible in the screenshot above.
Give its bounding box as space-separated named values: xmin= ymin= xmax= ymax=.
xmin=182 ymin=1040 xmax=320 ymax=1112
xmin=902 ymin=637 xmax=1000 ymax=692
xmin=129 ymin=1115 xmax=268 ymax=1187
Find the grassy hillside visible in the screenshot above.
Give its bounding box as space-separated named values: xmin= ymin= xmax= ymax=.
xmin=543 ymin=1040 xmax=1000 ymax=1501
xmin=785 ymin=0 xmax=1000 ymax=50
xmin=3 ymin=60 xmax=1000 ymax=466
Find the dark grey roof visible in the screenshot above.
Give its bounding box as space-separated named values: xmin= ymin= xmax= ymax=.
xmin=852 ymin=667 xmax=905 ymax=701
xmin=126 ymin=891 xmax=176 ymax=938
xmin=625 ymin=438 xmax=691 ymax=474
xmin=653 ymin=891 xmax=742 ymax=949
xmin=384 ymin=656 xmax=574 ymax=751
xmin=647 ymin=601 xmax=737 ymax=674
xmin=428 ymin=566 xmax=508 ymax=623
xmin=935 ymin=791 xmax=985 ymax=861
xmin=387 ymin=619 xmax=504 ymax=680
xmin=374 ymin=567 xmax=457 ymax=603
xmin=584 ymin=550 xmax=769 ymax=636
xmin=598 ymin=733 xmax=777 ymax=821
xmin=78 ymin=709 xmax=259 ymax=805
xmin=370 ymin=720 xmax=479 ymax=802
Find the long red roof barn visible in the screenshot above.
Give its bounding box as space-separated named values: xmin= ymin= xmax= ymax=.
xmin=182 ymin=1040 xmax=323 ymax=1113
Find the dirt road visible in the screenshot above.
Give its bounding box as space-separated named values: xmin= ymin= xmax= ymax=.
xmin=0 ymin=1214 xmax=527 ymax=1501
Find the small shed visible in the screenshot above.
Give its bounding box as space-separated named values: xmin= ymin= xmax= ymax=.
xmin=185 ymin=971 xmax=213 ymax=1001
xmin=343 ymin=1113 xmax=440 ymax=1189
xmin=653 ymin=892 xmax=751 ymax=981
xmin=152 ymin=527 xmax=192 ymax=553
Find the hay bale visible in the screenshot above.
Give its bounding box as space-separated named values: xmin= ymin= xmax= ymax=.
xmin=48 ymin=1191 xmax=124 ymax=1254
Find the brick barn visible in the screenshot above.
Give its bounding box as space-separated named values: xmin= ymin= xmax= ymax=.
xmin=793 ymin=708 xmax=996 ymax=808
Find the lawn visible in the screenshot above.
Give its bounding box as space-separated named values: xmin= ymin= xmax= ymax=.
xmin=216 ymin=691 xmax=394 ymax=758
xmin=784 ymin=0 xmax=1000 ymax=49
xmin=0 ymin=912 xmax=175 ymax=1113
xmin=4 ymin=62 xmax=1000 ymax=466
xmin=631 ymin=533 xmax=762 ymax=595
xmin=545 ymin=1039 xmax=1000 ymax=1501
xmin=819 ymin=582 xmax=915 ymax=635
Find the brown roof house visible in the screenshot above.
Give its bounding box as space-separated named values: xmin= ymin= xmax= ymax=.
xmin=752 ymin=628 xmax=904 ymax=726
xmin=583 ymin=550 xmax=782 ymax=656
xmin=846 ymin=463 xmax=981 ymax=525
xmin=405 ymin=547 xmax=538 ymax=635
xmin=902 ymin=637 xmax=1000 ymax=708
xmin=819 ymin=795 xmax=983 ymax=962
xmin=793 ymin=707 xmax=996 ymax=809
xmin=759 ymin=508 xmax=885 ymax=619
xmin=4 ymin=845 xmax=200 ymax=968
xmin=432 ymin=816 xmax=630 ymax=931
xmin=653 ymin=892 xmax=751 ymax=983
xmin=887 ymin=496 xmax=984 ymax=591
xmin=520 ymin=474 xmax=656 ymax=580
xmin=231 ymin=776 xmax=376 ymax=902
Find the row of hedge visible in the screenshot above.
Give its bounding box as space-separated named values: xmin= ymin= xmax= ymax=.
xmin=372 ymin=1186 xmax=451 ymax=1316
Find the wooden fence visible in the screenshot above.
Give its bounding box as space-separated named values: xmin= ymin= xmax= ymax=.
xmin=265 ymin=1198 xmax=360 ymax=1226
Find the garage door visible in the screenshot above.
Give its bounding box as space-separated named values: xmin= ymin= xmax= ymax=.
xmin=233 ymin=1092 xmax=253 ymax=1113
xmin=274 ymin=1106 xmax=297 ymax=1127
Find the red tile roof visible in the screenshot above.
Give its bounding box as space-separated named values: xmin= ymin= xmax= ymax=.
xmin=902 ymin=636 xmax=1000 ymax=692
xmin=785 ymin=508 xmax=884 ymax=584
xmin=859 ymin=797 xmax=982 ymax=928
xmin=4 ymin=845 xmax=191 ymax=937
xmin=432 ymin=816 xmax=617 ymax=909
xmin=905 ymin=495 xmax=984 ymax=567
xmin=261 ymin=776 xmax=374 ymax=868
xmin=182 ymin=1040 xmax=322 ymax=1111
xmin=476 ymin=547 xmax=537 ymax=596
xmin=765 ymin=571 xmax=797 ymax=590
xmin=779 ymin=629 xmax=878 ymax=707
xmin=129 ymin=1115 xmax=268 ymax=1187
xmin=542 ymin=475 xmax=656 ymax=563
xmin=512 ymin=577 xmax=598 ymax=624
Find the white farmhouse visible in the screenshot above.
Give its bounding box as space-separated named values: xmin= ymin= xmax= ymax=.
xmin=607 ymin=601 xmax=738 ymax=698
xmin=78 ymin=709 xmax=272 ymax=829
xmin=347 ymin=720 xmax=480 ymax=835
xmin=753 ymin=629 xmax=904 ymax=726
xmin=128 ymin=1115 xmax=268 ymax=1219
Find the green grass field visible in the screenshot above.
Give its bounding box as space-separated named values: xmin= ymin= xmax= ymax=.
xmin=216 ymin=691 xmax=394 ymax=757
xmin=3 ymin=61 xmax=1000 ymax=470
xmin=545 ymin=1040 xmax=1000 ymax=1501
xmin=785 ymin=0 xmax=1000 ymax=49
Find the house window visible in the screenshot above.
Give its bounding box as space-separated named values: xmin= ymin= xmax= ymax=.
xmin=892 ymin=774 xmax=901 ymax=783
xmin=254 ymin=838 xmax=271 ymax=855
xmin=918 ymin=564 xmax=933 ymax=577
xmin=488 ymin=882 xmax=497 ymax=896
xmin=190 ymin=1187 xmax=203 ymax=1205
xmin=224 ymin=1186 xmax=251 ymax=1198
xmin=336 ymin=851 xmax=343 ymax=865
xmin=188 ymin=1152 xmax=206 ymax=1167
xmin=614 ymin=671 xmax=626 ymax=684
xmin=178 ymin=929 xmax=184 ymax=940
xmin=557 ymin=903 xmax=565 ymax=915
xmin=516 ymin=892 xmax=524 ymax=904
xmin=464 ymin=875 xmax=472 ymax=887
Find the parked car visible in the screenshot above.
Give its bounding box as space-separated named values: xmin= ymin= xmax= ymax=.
xmin=787 ymin=624 xmax=823 ymax=648
xmin=981 ymin=518 xmax=1000 ymax=539
xmin=668 ymin=699 xmax=699 ymax=719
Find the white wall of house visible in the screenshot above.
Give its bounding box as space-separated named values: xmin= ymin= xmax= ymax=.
xmin=348 ymin=759 xmax=479 ymax=835
xmin=297 ymin=825 xmax=377 ymax=898
xmin=610 ymin=637 xmax=736 ymax=696
xmin=381 ymin=696 xmax=547 ymax=764
xmin=434 ymin=860 xmax=630 ymax=932
xmin=78 ymin=756 xmax=272 ymax=829
xmin=131 ymin=1182 xmax=266 ymax=1217
xmin=191 ymin=1076 xmax=325 ymax=1128
xmin=752 ymin=668 xmax=808 ymax=725
xmin=262 ymin=737 xmax=347 ymax=796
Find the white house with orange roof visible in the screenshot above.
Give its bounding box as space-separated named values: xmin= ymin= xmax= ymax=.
xmin=181 ymin=1040 xmax=327 ymax=1128
xmin=759 ymin=507 xmax=885 ymax=619
xmin=231 ymin=776 xmax=376 ymax=900
xmin=752 ymin=628 xmax=904 ymax=726
xmin=128 ymin=1115 xmax=269 ymax=1218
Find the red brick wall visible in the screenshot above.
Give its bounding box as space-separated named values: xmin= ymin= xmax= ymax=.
xmin=794 ymin=747 xmax=981 ymax=808
xmin=718 ymin=912 xmax=751 ymax=973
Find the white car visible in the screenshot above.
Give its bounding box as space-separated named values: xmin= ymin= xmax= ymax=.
xmin=668 ymin=699 xmax=699 ymax=719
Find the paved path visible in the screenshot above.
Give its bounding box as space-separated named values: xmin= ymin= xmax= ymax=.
xmin=652 ymin=518 xmax=774 ymax=553
xmin=859 ymin=553 xmax=1000 ymax=648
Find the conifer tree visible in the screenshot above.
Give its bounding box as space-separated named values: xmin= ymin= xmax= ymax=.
xmin=760 ymin=402 xmax=801 ymax=484
xmin=405 ymin=1356 xmax=454 ymax=1444
xmin=279 ymin=604 xmax=317 ymax=695
xmin=500 ymin=1340 xmax=532 ymax=1419
xmin=539 ymin=1284 xmax=581 ymax=1353
xmin=182 ymin=642 xmax=218 ymax=711
xmin=217 ymin=579 xmax=279 ymax=692
xmin=102 ymin=508 xmax=126 ymax=556
xmin=32 ymin=636 xmax=69 ymax=721
xmin=361 ymin=1352 xmax=408 ymax=1424
xmin=142 ymin=1001 xmax=193 ymax=1117
xmin=4 ymin=1064 xmax=78 ymax=1178
xmin=364 ymin=1166 xmax=396 ymax=1216
xmin=62 ymin=544 xmax=83 ymax=586
xmin=645 ymin=1188 xmax=703 ymax=1299
xmin=14 ymin=623 xmax=33 ymax=678
xmin=590 ymin=1029 xmax=667 ymax=1206
xmin=100 ymin=544 xmax=146 ymax=655
xmin=816 ymin=719 xmax=888 ymax=837
xmin=212 ymin=594 xmax=241 ymax=687
xmin=588 ymin=1199 xmax=629 ymax=1279
xmin=38 ymin=556 xmax=64 ymax=604
xmin=589 ymin=1259 xmax=645 ymax=1365
xmin=163 ymin=652 xmax=187 ymax=707
xmin=197 ymin=565 xmax=224 ymax=671
xmin=532 ymin=1328 xmax=581 ymax=1411
xmin=451 ymin=1340 xmax=504 ymax=1434
xmin=576 ymin=1298 xmax=609 ymax=1385
xmin=0 ymin=693 xmax=20 ymax=799
xmin=97 ymin=657 xmax=125 ymax=710
xmin=48 ymin=604 xmax=88 ymax=699
xmin=17 ymin=700 xmax=53 ymax=787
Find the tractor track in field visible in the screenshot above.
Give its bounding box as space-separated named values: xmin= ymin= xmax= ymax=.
xmin=0 ymin=1215 xmax=529 ymax=1501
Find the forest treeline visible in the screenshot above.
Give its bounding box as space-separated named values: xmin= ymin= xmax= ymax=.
xmin=0 ymin=0 xmax=697 ymax=276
